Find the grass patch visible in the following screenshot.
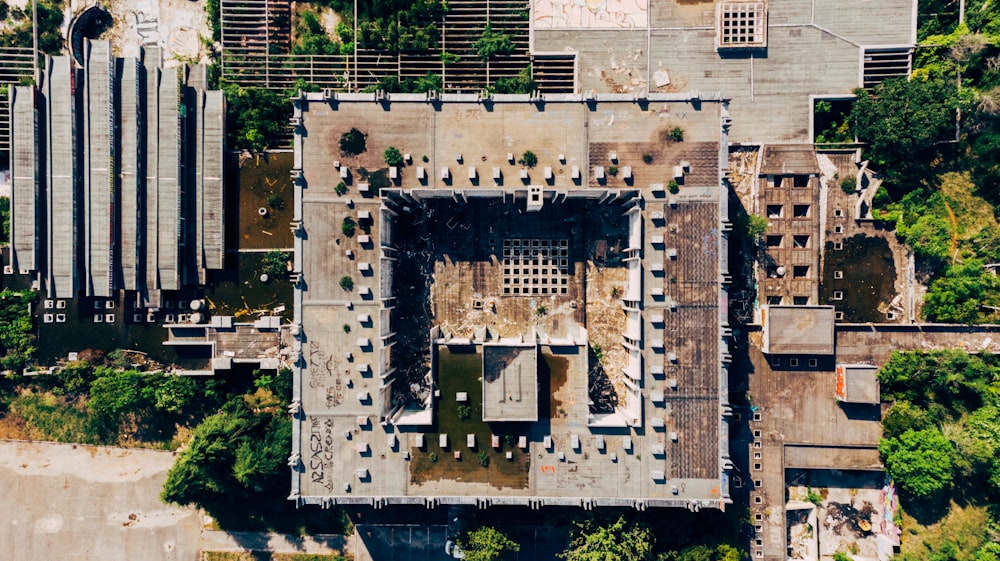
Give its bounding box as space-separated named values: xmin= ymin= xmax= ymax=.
xmin=898 ymin=502 xmax=989 ymax=561
xmin=7 ymin=390 xmax=102 ymax=444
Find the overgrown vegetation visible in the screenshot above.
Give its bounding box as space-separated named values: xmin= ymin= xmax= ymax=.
xmin=0 ymin=289 xmax=36 ymax=370
xmin=474 ymin=23 xmax=516 ymax=61
xmin=878 ymin=350 xmax=1000 ymax=558
xmin=850 ymin=1 xmax=1000 ymax=323
xmin=0 ymin=0 xmax=65 ymax=54
xmin=223 ymin=85 xmax=293 ymax=152
xmin=260 ymin=251 xmax=288 ymax=279
xmin=292 ymin=8 xmax=341 ymax=56
xmin=312 ymin=0 xmax=447 ymax=51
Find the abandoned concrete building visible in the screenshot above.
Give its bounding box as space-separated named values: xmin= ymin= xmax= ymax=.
xmin=287 ymin=92 xmax=733 ymax=509
xmin=7 ymin=39 xmax=224 ymax=305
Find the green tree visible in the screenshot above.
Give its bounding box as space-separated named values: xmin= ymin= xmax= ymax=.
xmin=293 ymin=9 xmax=339 ymax=55
xmin=923 ymin=260 xmax=998 ymax=324
xmin=561 ymin=516 xmax=654 ymax=561
xmin=475 ymin=24 xmax=516 ymax=60
xmin=384 ymin=146 xmax=404 ymax=167
xmin=518 ymin=151 xmax=538 ymax=168
xmin=459 ymin=527 xmax=521 ymax=561
xmin=223 ymin=85 xmax=291 ymax=152
xmin=849 ymin=77 xmax=958 ymax=189
xmin=879 ymin=428 xmax=954 ymax=499
xmin=0 ymin=288 xmax=36 ymax=370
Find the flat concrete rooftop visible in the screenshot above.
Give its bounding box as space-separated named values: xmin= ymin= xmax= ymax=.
xmin=289 ymin=94 xmax=732 ymax=509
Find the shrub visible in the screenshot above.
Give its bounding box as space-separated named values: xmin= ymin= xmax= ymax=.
xmin=668 ymin=179 xmax=680 ymax=194
xmin=335 ymin=181 xmax=347 ymax=195
xmin=260 ymin=251 xmax=287 ymax=278
xmin=457 ymin=404 xmax=471 ymax=420
xmin=342 ymin=324 xmax=351 ymax=333
xmin=339 ymin=276 xmax=354 ymax=291
xmin=267 ymin=194 xmax=284 ymax=210
xmin=339 ymin=128 xmax=367 ymax=156
xmin=422 ymin=155 xmax=429 ymax=162
xmin=518 ymin=150 xmax=538 ymax=168
xmin=669 ymin=126 xmax=685 ymax=142
xmin=840 ymin=175 xmax=857 ymax=194
xmin=429 ymin=452 xmax=439 ymax=463
xmin=342 ymin=217 xmax=356 ymax=237
xmin=477 ymin=450 xmax=490 ymax=467
xmin=608 ymin=165 xmax=619 ymax=176
xmin=384 ymin=146 xmax=403 ymax=167
xmin=642 ymin=153 xmax=653 ymax=164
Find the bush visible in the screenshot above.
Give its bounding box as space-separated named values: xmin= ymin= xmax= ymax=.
xmin=840 ymin=175 xmax=857 ymax=194
xmin=342 ymin=217 xmax=356 ymax=237
xmin=267 ymin=194 xmax=285 ymax=210
xmin=474 ymin=24 xmax=516 ymax=60
xmin=608 ymin=165 xmax=619 ymax=176
xmin=335 ymin=182 xmax=347 ymax=195
xmin=518 ymin=151 xmax=538 ymax=168
xmin=339 ymin=276 xmax=354 ymax=291
xmin=223 ymin=85 xmax=291 ymax=153
xmin=879 ymin=428 xmax=954 ymax=499
xmin=260 ymin=251 xmax=287 ymax=278
xmin=457 ymin=404 xmax=471 ymax=420
xmin=669 ymin=126 xmax=685 ymax=142
xmin=477 ymin=450 xmax=490 ymax=467
xmin=642 ymin=153 xmax=653 ymax=164
xmin=668 ymin=180 xmax=680 ymax=194
xmin=384 ymin=146 xmax=404 ymax=167
xmin=339 ymin=128 xmax=367 ymax=156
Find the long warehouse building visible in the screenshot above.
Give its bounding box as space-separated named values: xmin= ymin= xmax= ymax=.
xmin=7 ymin=39 xmax=225 ymax=304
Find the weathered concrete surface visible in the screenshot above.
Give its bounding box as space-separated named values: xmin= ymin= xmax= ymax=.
xmin=0 ymin=440 xmax=202 ymax=561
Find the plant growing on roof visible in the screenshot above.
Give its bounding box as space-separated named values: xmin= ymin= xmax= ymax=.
xmin=642 ymin=152 xmax=653 ymax=164
xmin=518 ymin=151 xmax=538 ymax=168
xmin=339 ymin=276 xmax=354 ymax=291
xmin=669 ymin=126 xmax=685 ymax=142
xmin=342 ymin=217 xmax=356 ymax=237
xmin=339 ymin=128 xmax=367 ymax=156
xmin=668 ymin=179 xmax=679 ymax=194
xmin=383 ymin=146 xmax=404 ymax=167
xmin=335 ymin=181 xmax=347 ymax=195
xmin=608 ymin=165 xmax=619 ymax=177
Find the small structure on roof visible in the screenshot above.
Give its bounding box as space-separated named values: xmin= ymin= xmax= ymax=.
xmin=482 ymin=341 xmax=539 ymax=422
xmin=761 ymin=305 xmax=835 ymax=355
xmin=835 ymin=364 xmax=880 ymax=404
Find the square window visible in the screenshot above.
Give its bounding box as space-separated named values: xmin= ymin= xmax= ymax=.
xmin=793 ymin=235 xmax=809 ymax=248
xmin=793 ymin=175 xmax=809 ymax=188
xmin=789 ymin=358 xmax=799 ymax=367
xmin=770 ymin=357 xmax=780 ymax=367
xmin=754 ymin=462 xmax=762 ymax=470
xmin=834 ymin=208 xmax=844 ymax=218
xmin=833 ymin=241 xmax=844 ymax=250
xmin=793 ymin=265 xmax=809 ymax=278
xmin=834 ymin=225 xmax=844 ymax=233
xmin=755 ymin=479 xmax=762 ymax=488
xmin=755 ymin=513 xmax=763 ymax=521
xmin=734 ymin=477 xmax=743 ymax=488
xmin=766 ymin=235 xmax=783 ymax=248
xmin=835 ymin=311 xmax=844 ymax=320
xmin=809 ymin=358 xmax=818 ymax=367
xmin=754 ymin=441 xmax=762 ymax=449
xmin=793 ymin=205 xmax=810 ymax=218
xmin=793 ymin=296 xmax=809 ymax=305
xmin=833 ymin=290 xmax=844 ymax=300
xmin=753 ymin=428 xmax=762 ymax=437
xmin=755 ymin=539 xmax=763 ymax=547
xmin=766 ymin=296 xmax=782 ymax=305
xmin=756 ymin=550 xmax=763 ymax=559
xmin=734 ymin=412 xmax=742 ymax=421
xmin=766 ymin=205 xmax=783 ymax=218
xmin=755 ymin=524 xmax=763 ymax=533
xmin=753 ymin=413 xmax=761 ymax=422
xmin=754 ymin=495 xmax=763 ymax=504
xmin=754 ymin=451 xmax=762 ymax=459
xmin=834 ymin=270 xmax=843 ymax=279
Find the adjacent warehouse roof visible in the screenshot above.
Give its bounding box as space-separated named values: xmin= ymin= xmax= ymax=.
xmin=762 ymin=305 xmax=836 ymax=355
xmin=5 ymin=39 xmax=225 ymax=302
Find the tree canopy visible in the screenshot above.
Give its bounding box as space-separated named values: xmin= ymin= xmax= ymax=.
xmin=458 ymin=526 xmax=521 ymax=561
xmin=879 ymin=428 xmax=955 ymax=499
xmin=560 ymin=516 xmax=655 ymax=561
xmin=223 ymin=85 xmax=292 ymax=152
xmin=849 ymin=77 xmax=958 ymax=191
